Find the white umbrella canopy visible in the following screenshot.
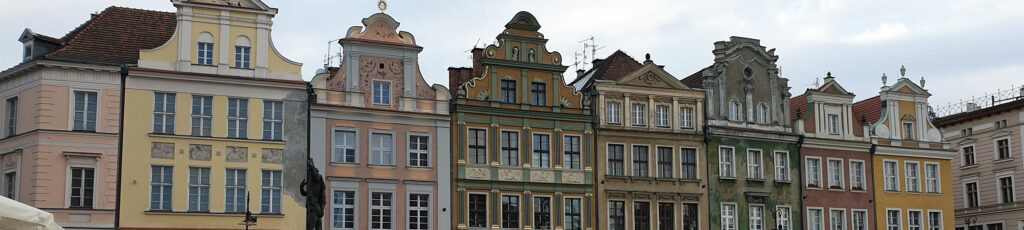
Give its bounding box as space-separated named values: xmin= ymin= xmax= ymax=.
xmin=0 ymin=196 xmax=64 ymax=230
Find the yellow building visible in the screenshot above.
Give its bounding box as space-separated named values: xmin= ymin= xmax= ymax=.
xmin=853 ymin=67 xmax=956 ymax=230
xmin=117 ymin=0 xmax=307 ymax=229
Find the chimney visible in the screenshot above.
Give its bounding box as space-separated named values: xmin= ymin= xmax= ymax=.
xmin=966 ymin=102 xmax=978 ymax=112
xmin=591 ymin=58 xmax=604 ymax=67
xmin=576 ymin=69 xmax=586 ymax=77
xmin=471 ymin=48 xmax=484 ymax=78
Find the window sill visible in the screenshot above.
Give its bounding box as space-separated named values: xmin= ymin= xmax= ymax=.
xmin=906 ymin=191 xmax=923 ymax=195
xmin=718 ymin=176 xmax=738 ymax=181
xmin=773 ymin=180 xmax=792 ymax=184
xmin=367 ymin=164 xmax=397 ymax=169
xmin=828 ymin=188 xmax=846 ymax=192
xmin=883 ymin=190 xmax=902 ymax=194
xmin=746 ymin=178 xmax=766 ymax=183
xmin=330 ymin=162 xmax=360 ymax=166
xmin=926 ymin=192 xmax=943 ymax=196
xmin=993 ymin=158 xmax=1014 ymax=164
xmin=960 ymin=165 xmax=978 ymax=169
xmin=407 ymin=166 xmax=433 ymax=170
xmin=145 ymin=210 xmax=283 ymax=218
xmin=149 ymin=133 xmax=285 ymax=144
xmin=806 ymin=186 xmax=823 ymax=190
xmin=850 ymin=189 xmax=867 ymax=193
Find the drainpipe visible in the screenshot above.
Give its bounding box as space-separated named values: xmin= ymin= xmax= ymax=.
xmin=797 ymin=134 xmax=805 ymax=230
xmin=114 ymin=64 xmax=135 ymax=229
xmin=869 ymin=143 xmax=878 ymax=229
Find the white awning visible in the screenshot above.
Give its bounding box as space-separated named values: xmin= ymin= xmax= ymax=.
xmin=0 ymin=196 xmax=64 ymax=230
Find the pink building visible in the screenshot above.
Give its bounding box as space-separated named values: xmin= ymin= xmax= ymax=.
xmin=0 ymin=7 xmax=175 ymax=229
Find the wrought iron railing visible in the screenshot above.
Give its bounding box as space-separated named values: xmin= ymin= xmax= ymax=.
xmin=933 ymin=84 xmax=1024 ymax=118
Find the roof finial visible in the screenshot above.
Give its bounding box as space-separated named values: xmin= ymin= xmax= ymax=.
xmin=378 ymin=0 xmax=387 ymax=12
xmin=899 ymin=65 xmax=906 ymax=78
xmin=881 ymin=73 xmax=888 ymax=85
xmin=920 ymin=76 xmax=926 ymax=88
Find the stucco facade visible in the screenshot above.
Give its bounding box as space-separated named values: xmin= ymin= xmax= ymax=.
xmin=308 ymin=10 xmax=453 ymax=230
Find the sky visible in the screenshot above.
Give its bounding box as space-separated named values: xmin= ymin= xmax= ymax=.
xmin=2 ymin=0 xmax=1023 ymax=116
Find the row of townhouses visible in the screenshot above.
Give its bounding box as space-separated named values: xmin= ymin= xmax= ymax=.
xmin=0 ymin=1 xmax=1020 ymax=230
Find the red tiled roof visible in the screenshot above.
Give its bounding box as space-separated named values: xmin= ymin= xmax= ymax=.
xmin=789 ymin=94 xmax=808 ymax=124
xmin=43 ymin=6 xmax=176 ymax=65
xmin=852 ymin=95 xmax=882 ymax=126
xmin=680 ymin=66 xmax=710 ymax=89
xmin=568 ymin=50 xmax=643 ymax=87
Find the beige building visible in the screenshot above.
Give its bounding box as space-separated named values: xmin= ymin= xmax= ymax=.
xmin=935 ymin=95 xmax=1024 ymax=230
xmin=572 ymin=51 xmax=707 ymax=230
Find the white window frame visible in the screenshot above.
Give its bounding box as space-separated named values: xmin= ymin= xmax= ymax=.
xmin=149 ymin=165 xmax=173 ymax=211
xmin=907 ymin=209 xmax=923 ymax=230
xmin=332 ymin=127 xmax=358 ymax=164
xmin=997 ymin=174 xmax=1016 ymax=204
xmin=680 ymin=106 xmax=694 ymax=129
xmin=372 ymin=80 xmax=392 ymax=106
xmin=152 ymin=92 xmax=176 ymax=134
xmin=852 ymin=209 xmax=869 ymax=230
xmin=262 ymin=100 xmax=284 ymax=140
xmin=902 ymin=121 xmax=914 ymax=140
xmin=5 ymin=96 xmax=17 ymax=137
xmin=680 ymin=147 xmax=700 ymax=180
xmin=886 ymin=208 xmax=902 ymax=230
xmin=924 ymin=162 xmax=941 ymax=194
xmin=777 ymin=205 xmax=792 ymax=230
xmin=197 ymin=40 xmax=214 ymax=65
xmin=606 ymin=101 xmax=621 ymax=124
xmin=261 ymin=170 xmax=283 ymax=213
xmin=963 ymin=180 xmax=980 ymax=208
xmin=719 ymin=146 xmax=735 ymax=178
xmin=775 ymin=151 xmax=790 ymax=181
xmin=369 ymin=131 xmax=395 ymax=166
xmin=721 ymin=203 xmax=737 ymax=230
xmin=749 ymin=204 xmax=765 ymax=230
xmin=70 ymin=89 xmax=100 ymax=132
xmin=532 ymin=132 xmax=552 ymax=168
xmin=655 ymin=105 xmax=670 ymax=127
xmin=756 ymin=103 xmax=769 ymax=124
xmin=67 ymin=166 xmax=96 ymax=209
xmin=748 ymin=149 xmax=763 ymax=179
xmin=22 ymin=43 xmax=32 ymax=60
xmin=656 ymin=146 xmax=674 ymax=179
xmin=632 ymin=144 xmax=650 ymax=177
xmin=806 ymin=156 xmax=822 ymax=189
xmin=830 ymin=208 xmax=847 ymax=230
xmin=187 ymin=167 xmax=211 ymax=211
xmin=369 ymin=191 xmax=394 ymax=230
xmin=500 ymin=129 xmax=520 ymax=167
xmin=226 ymin=97 xmax=248 ymax=138
xmin=883 ymin=160 xmax=901 ymax=192
xmin=807 ymin=207 xmax=824 ymax=230
xmin=607 ymin=143 xmax=626 ymax=176
xmin=407 ymin=132 xmax=432 ymax=168
xmin=3 ymin=169 xmax=17 ymax=200
xmin=467 ymin=127 xmax=488 ymax=165
xmin=960 ymin=144 xmax=976 ymax=166
xmin=905 ymin=161 xmax=921 ymax=193
xmin=563 ymin=134 xmax=583 ymax=170
xmin=850 ymin=160 xmax=866 ymax=191
xmin=925 ymin=210 xmax=942 ymax=230
xmin=632 ymin=103 xmax=647 ymax=126
xmin=994 ymin=137 xmax=1012 ymax=160
xmin=828 ymin=158 xmax=845 ymax=190
xmin=234 ymin=36 xmax=251 ymax=69
xmin=407 ymin=192 xmax=431 ymax=230
xmin=190 ymin=95 xmax=214 ymax=137
xmin=827 ymin=114 xmax=840 ymax=135
xmin=729 ymin=99 xmax=742 ymax=122
xmin=224 ymin=168 xmax=246 ymax=213
xmin=331 ymin=188 xmax=358 ymax=230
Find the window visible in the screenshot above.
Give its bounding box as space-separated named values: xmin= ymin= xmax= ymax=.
xmin=261 ymin=170 xmax=282 ymax=213
xmin=69 ymin=168 xmax=94 ymax=208
xmin=965 ymin=182 xmax=979 ymax=207
xmin=829 ymin=159 xmax=844 ymax=189
xmin=234 ymin=46 xmax=250 ymax=68
xmin=370 ymin=192 xmax=393 ymax=229
xmin=564 ymin=136 xmax=581 ymax=169
xmin=608 ymin=144 xmax=624 ymax=176
xmin=609 ymin=201 xmax=625 ymax=230
xmin=960 ymin=145 xmax=978 ymax=166
xmin=533 ymin=134 xmax=551 ymax=168
xmin=370 ymin=133 xmax=394 ymax=165
xmin=831 ymin=209 xmax=846 ymax=230
xmin=851 ymin=161 xmax=866 ymax=190
xmin=633 ymin=146 xmax=649 ymax=177
xmin=530 ymin=82 xmax=546 ymax=106
xmin=191 ymin=96 xmax=213 ymax=136
xmin=607 ymin=102 xmax=621 ymax=124
xmin=996 ymin=138 xmax=1011 ymax=160
xmin=262 ymin=101 xmax=284 ymax=140
xmin=775 ymin=151 xmax=790 ymax=181
xmin=886 ymin=209 xmax=901 ymax=230
xmin=501 ymin=131 xmax=519 ymax=166
xmin=564 ymin=198 xmax=582 ymax=230
xmin=659 ymin=203 xmax=675 ymax=230
xmin=853 ymin=210 xmax=868 ymax=230
xmin=150 ymin=166 xmax=173 ymax=211
xmin=884 ymin=161 xmax=899 ymax=191
xmin=721 ymin=203 xmax=736 ymax=230
xmin=748 ymin=150 xmax=763 ymax=179
xmin=907 ymin=210 xmax=922 ymax=230
xmin=188 ymin=167 xmax=210 ymax=211
xmin=999 ymin=176 xmax=1015 ymax=204
xmin=468 ymin=128 xmax=487 ymax=164
xmin=501 ymin=195 xmax=519 ymax=228
xmin=808 ymin=208 xmax=823 ymax=230
xmin=806 ymin=158 xmax=821 ymax=188
xmin=987 ymin=224 xmax=1004 ymax=230
xmin=632 ymin=103 xmax=646 ymax=126
xmin=926 ymin=211 xmax=941 ymax=230
xmin=5 ymin=97 xmax=16 ymax=137
xmin=408 ymin=135 xmax=430 ymax=167
xmin=372 ymin=81 xmax=391 ymax=105
xmin=656 ymin=105 xmax=670 ymax=127
xmin=468 ymin=194 xmax=487 ymax=227
xmin=902 ymin=121 xmax=914 ymax=140
xmin=729 ymin=100 xmax=742 ymax=121
xmin=750 ymin=205 xmax=764 ymax=230
xmin=680 ymin=107 xmax=693 ymax=128
xmin=683 ymin=203 xmax=699 ymax=230
xmin=153 ymin=93 xmax=175 ymax=134
xmin=777 ymin=206 xmax=791 ymax=230
xmin=4 ymin=172 xmax=15 ymax=199
xmin=681 ymin=148 xmax=697 ymax=180
xmin=925 ymin=163 xmax=940 ymax=193
xmin=408 ymin=194 xmax=429 ymax=229
xmin=227 ymin=98 xmax=248 ymax=138
xmin=500 ymin=80 xmax=517 ymax=104
xmin=720 ymin=147 xmax=735 ymax=178
xmin=534 ymin=196 xmax=552 ymax=230
xmin=756 ymin=103 xmax=769 ymax=124
xmin=224 ymin=169 xmax=246 ymax=212
xmin=635 ymin=202 xmax=651 ymax=230
xmin=197 ymin=42 xmax=214 ymax=65
xmin=905 ymin=162 xmax=920 ymax=192
xmin=73 ymin=91 xmax=98 ymax=131
xmin=333 ymin=130 xmax=357 ymax=163
xmin=657 ymin=147 xmax=673 ymax=178
xmin=828 ymin=114 xmax=840 ymax=134
xmin=23 ymin=43 xmax=31 ymax=59
xmin=332 ymin=191 xmax=355 ymax=229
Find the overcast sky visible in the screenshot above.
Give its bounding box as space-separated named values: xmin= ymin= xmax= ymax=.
xmin=2 ymin=0 xmax=1022 ymax=115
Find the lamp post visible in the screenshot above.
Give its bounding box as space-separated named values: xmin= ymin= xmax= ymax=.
xmin=964 ymin=216 xmax=977 ymax=230
xmin=239 ymin=191 xmax=257 ymax=229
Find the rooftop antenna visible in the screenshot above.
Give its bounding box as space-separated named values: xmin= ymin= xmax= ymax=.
xmin=324 ymin=39 xmax=341 ymax=67
xmin=573 ymin=51 xmax=585 ymax=72
xmin=579 ymin=36 xmax=605 ymax=62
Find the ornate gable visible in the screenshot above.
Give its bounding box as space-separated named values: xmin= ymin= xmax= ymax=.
xmin=344 ymin=13 xmax=417 ymax=46
xmin=618 ymin=61 xmax=688 ymax=90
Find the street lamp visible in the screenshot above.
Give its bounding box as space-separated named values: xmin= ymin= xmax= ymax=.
xmin=239 ymin=191 xmax=257 ymax=229
xmin=964 ymin=216 xmax=977 ymax=229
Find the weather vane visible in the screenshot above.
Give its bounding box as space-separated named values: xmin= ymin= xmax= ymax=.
xmin=378 ymin=0 xmax=387 ymax=12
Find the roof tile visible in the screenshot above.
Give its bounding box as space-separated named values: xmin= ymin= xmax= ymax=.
xmin=43 ymin=6 xmax=176 ymax=65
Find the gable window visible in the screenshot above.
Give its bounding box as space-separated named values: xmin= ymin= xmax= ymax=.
xmin=467 ymin=128 xmax=487 ymax=164
xmin=534 ymin=196 xmax=552 ymax=230
xmin=884 ymin=161 xmax=900 ymax=191
xmin=69 ymin=168 xmax=95 ymax=208
xmin=532 ymin=134 xmax=551 ymax=168
xmin=657 ymin=147 xmax=673 ymax=178
xmin=748 ymin=150 xmax=763 ymax=179
xmin=372 ymin=81 xmax=391 ymax=105
xmin=999 ymin=176 xmax=1015 ymax=204
xmin=153 ymin=93 xmax=175 ymax=134
xmin=408 ymin=135 xmax=430 ymax=167
xmin=996 ymin=138 xmax=1011 ymax=160
xmin=188 ymin=167 xmax=210 ymax=211
xmin=564 ymin=197 xmax=582 ymax=230
xmin=851 ymin=161 xmax=866 ymax=191
xmin=501 ymin=131 xmax=519 ymax=166
xmin=720 ymin=147 xmax=735 ymax=178
xmin=680 ymin=148 xmax=697 ymax=180
xmin=886 ymin=209 xmax=901 ymax=230
xmin=720 ymin=203 xmax=736 ymax=230
xmin=655 ymin=105 xmax=670 ymax=127
xmin=902 ymin=121 xmax=914 ymax=140
xmin=500 ymin=80 xmax=516 ymax=104
xmin=633 ymin=146 xmax=649 ymax=177
xmin=962 ymin=146 xmax=975 ymax=166
xmin=333 ymin=130 xmax=357 ymax=163
xmin=197 ymin=42 xmax=214 ymax=65
xmin=6 ymin=97 xmax=17 ymax=137
xmin=234 ymin=36 xmax=251 ymax=69
xmin=606 ymin=102 xmax=621 ymax=124
xmin=635 ymin=202 xmax=651 ymax=230
xmin=468 ymin=194 xmax=487 ymax=227
xmin=964 ymin=182 xmax=979 ymax=208
xmin=828 ymin=159 xmax=844 ymax=190
xmin=262 ymin=101 xmax=283 ymax=140
xmin=905 ymin=162 xmax=920 ymax=192
xmin=831 ymin=209 xmax=846 ymax=230
xmin=369 ymin=192 xmax=393 ymax=229
xmin=224 ymin=169 xmax=246 ymax=213
xmin=530 ymin=82 xmax=546 ymax=106
xmin=191 ymin=96 xmax=213 ymax=136
xmin=608 ymin=144 xmax=624 ymax=176
xmin=806 ymin=158 xmax=821 ymax=188
xmin=828 ymin=114 xmax=840 ymax=134
xmin=924 ymin=163 xmax=940 ymax=193
xmin=632 ymin=103 xmax=646 ymax=126
xmin=729 ymin=100 xmax=742 ymax=122
xmin=775 ymin=151 xmax=790 ymax=181
xmin=370 ymin=133 xmax=394 ymax=166
xmin=756 ymin=103 xmax=769 ymax=124
xmin=73 ymin=91 xmax=98 ymax=131
xmin=23 ymin=43 xmax=31 ymax=60
xmin=608 ymin=201 xmax=625 ymax=230
xmin=564 ymin=136 xmax=581 ymax=169
xmin=150 ymin=166 xmax=173 ymax=210
xmin=332 ymin=190 xmax=356 ymax=229
xmin=261 ymin=170 xmax=282 ymax=213
xmin=501 ymin=195 xmax=519 ymax=228
xmin=227 ymin=98 xmax=248 ymax=138
xmin=680 ymin=107 xmax=693 ymax=128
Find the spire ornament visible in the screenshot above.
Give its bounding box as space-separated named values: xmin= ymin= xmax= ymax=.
xmin=378 ymin=0 xmax=387 ymax=12
xmin=899 ymin=65 xmax=906 ymax=79
xmin=881 ymin=73 xmax=887 ymax=85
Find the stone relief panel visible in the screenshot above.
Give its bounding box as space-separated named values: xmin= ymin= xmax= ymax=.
xmin=465 ymin=166 xmax=490 ymax=180
xmin=189 ymin=144 xmax=212 ymax=161
xmin=531 ymin=170 xmax=555 ymax=183
xmin=261 ymin=148 xmax=284 ymax=164
xmin=562 ymin=171 xmax=584 ymax=184
xmin=151 ymin=142 xmax=175 ymax=159
xmin=498 ymin=168 xmax=523 ymax=181
xmin=226 ymin=146 xmax=248 ymax=163
xmin=359 ymin=56 xmax=404 ymax=109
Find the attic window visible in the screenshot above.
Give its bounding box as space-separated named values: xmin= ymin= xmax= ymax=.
xmin=23 ymin=43 xmax=32 ymax=60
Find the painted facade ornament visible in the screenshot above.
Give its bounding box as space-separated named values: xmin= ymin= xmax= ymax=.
xmin=512 ymin=46 xmax=520 ymax=61
xmin=560 ymin=96 xmax=571 ymax=108
xmin=528 ymin=48 xmax=536 ymax=62
xmin=457 ymin=86 xmax=467 ymax=98
xmin=476 ymin=88 xmax=489 ymax=101
xmin=377 ymin=0 xmax=387 ymax=12
xmin=643 ymin=72 xmax=656 ymax=85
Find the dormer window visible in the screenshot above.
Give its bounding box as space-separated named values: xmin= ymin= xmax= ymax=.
xmin=23 ymin=43 xmax=32 ymax=61
xmin=234 ymin=36 xmax=251 ymax=69
xmin=902 ymin=121 xmax=914 ymax=140
xmin=827 ymin=114 xmax=840 ymax=135
xmin=728 ymin=100 xmax=742 ymax=122
xmin=197 ymin=32 xmax=215 ymax=66
xmin=756 ymin=103 xmax=769 ymax=124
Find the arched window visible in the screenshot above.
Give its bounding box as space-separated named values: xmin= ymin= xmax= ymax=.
xmin=729 ymin=100 xmax=742 ymax=122
xmin=234 ymin=36 xmax=251 ymax=69
xmin=756 ymin=103 xmax=769 ymax=124
xmin=197 ymin=32 xmax=215 ymax=65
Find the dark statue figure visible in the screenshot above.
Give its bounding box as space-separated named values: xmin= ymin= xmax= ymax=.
xmin=301 ymin=158 xmax=326 ymax=230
